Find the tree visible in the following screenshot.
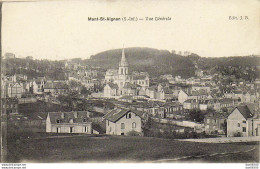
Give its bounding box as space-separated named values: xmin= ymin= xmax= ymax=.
xmin=80 ymin=86 xmax=91 ymax=96
xmin=188 ymin=109 xmax=206 ymax=123
xmin=221 ymin=121 xmax=227 ymax=136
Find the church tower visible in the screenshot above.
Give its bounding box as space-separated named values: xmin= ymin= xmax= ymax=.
xmin=118 ymin=47 xmax=129 ymax=91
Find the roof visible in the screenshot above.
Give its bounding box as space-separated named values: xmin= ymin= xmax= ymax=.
xmin=48 ymin=111 xmax=91 ymax=124
xmin=182 ymin=89 xmax=208 ymax=96
xmin=163 ymin=102 xmax=181 ymax=107
xmin=205 ymin=112 xmax=229 ymax=119
xmin=184 ymin=99 xmax=198 ymax=104
xmin=233 ymin=90 xmax=243 ymax=94
xmin=133 ymin=75 xmax=147 ymax=80
xmin=219 ymin=98 xmax=234 ymax=103
xmin=233 ymin=105 xmax=254 ymax=119
xmin=35 ymin=77 xmax=46 ymax=83
xmin=103 ymin=108 xmax=143 ymax=123
xmin=162 ymin=87 xmax=173 ymax=94
xmin=199 ymin=100 xmax=210 ymax=104
xmin=119 ymin=95 xmax=134 ymax=100
xmin=2 ymin=97 xmax=19 ymax=103
xmin=44 ymin=81 xmax=68 ymax=89
xmin=106 ymin=83 xmax=118 ymax=89
xmin=123 ymin=82 xmax=140 ymax=89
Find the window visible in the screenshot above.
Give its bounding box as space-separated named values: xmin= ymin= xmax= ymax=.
xmin=84 ymin=126 xmax=88 ymax=132
xmin=132 ymin=122 xmax=136 ymax=128
xmin=56 ymin=119 xmax=61 ymax=123
xmin=121 ymin=123 xmax=125 ymax=129
xmin=126 ymin=113 xmax=131 ymax=119
xmin=70 ymin=127 xmax=73 ymax=133
xmin=108 ymin=120 xmax=109 ymax=126
xmin=242 ymin=127 xmax=246 ymax=132
xmin=242 ymin=121 xmax=246 ymax=123
xmin=83 ymin=118 xmax=87 ymax=122
xmin=238 ymin=123 xmax=240 ymax=127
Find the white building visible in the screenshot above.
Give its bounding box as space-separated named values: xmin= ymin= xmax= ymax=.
xmin=103 ymin=108 xmax=143 ymax=136
xmin=46 ymin=111 xmax=92 ymax=134
xmin=227 ymin=105 xmax=260 ymax=137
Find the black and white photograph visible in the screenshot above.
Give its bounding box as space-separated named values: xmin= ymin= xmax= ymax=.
xmin=0 ymin=0 xmax=259 ymax=167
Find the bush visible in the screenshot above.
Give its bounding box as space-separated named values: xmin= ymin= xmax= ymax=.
xmin=126 ymin=130 xmax=143 ymax=136
xmin=233 ymin=132 xmax=242 ymax=137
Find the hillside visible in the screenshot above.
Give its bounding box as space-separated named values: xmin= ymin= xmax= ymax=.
xmin=84 ymin=47 xmax=260 ymax=80
xmin=84 ymin=47 xmax=198 ymax=78
xmin=2 ymin=47 xmax=259 ymax=81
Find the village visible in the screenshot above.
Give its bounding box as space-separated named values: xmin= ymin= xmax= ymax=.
xmin=1 ymin=49 xmax=260 ymax=162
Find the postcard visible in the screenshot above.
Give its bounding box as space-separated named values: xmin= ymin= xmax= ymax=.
xmin=1 ymin=0 xmax=259 ymax=168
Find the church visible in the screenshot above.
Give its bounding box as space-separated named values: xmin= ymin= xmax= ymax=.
xmin=104 ymin=48 xmax=150 ymax=98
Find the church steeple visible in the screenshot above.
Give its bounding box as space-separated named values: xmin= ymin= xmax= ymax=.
xmin=119 ymin=46 xmax=128 ymax=67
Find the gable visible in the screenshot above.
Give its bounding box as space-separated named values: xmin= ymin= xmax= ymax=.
xmin=228 ymin=108 xmax=246 ymax=120
xmin=117 ymin=111 xmax=141 ymax=123
xmin=104 ymin=109 xmax=143 ymax=123
xmin=179 ymin=90 xmax=188 ymax=97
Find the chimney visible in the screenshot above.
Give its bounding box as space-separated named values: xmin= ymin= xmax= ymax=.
xmin=61 ymin=113 xmax=65 ymax=119
xmin=74 ymin=112 xmax=78 ymax=118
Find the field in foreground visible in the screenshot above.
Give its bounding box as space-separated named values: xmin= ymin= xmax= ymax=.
xmin=7 ymin=133 xmax=259 ymax=163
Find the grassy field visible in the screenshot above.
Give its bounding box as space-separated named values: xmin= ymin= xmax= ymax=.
xmin=6 ymin=131 xmax=259 ymax=163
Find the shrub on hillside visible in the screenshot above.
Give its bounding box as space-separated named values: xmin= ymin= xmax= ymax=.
xmin=126 ymin=130 xmax=143 ymax=136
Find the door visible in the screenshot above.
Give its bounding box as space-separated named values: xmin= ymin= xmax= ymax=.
xmin=56 ymin=128 xmax=61 ymax=133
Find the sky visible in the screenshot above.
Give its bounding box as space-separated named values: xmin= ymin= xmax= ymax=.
xmin=2 ymin=0 xmax=260 ymax=60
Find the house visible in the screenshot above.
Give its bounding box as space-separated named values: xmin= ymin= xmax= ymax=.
xmin=219 ymin=98 xmax=235 ymax=109
xmin=192 ymin=85 xmax=211 ymax=93
xmin=224 ymin=90 xmax=243 ymax=100
xmin=163 ymin=102 xmax=184 ymax=119
xmin=204 ymin=112 xmax=228 ymax=135
xmin=46 ymin=111 xmax=92 ymax=133
xmin=118 ymin=95 xmax=134 ymax=103
xmin=4 ymin=52 xmax=15 ymax=59
xmin=103 ymin=108 xmax=143 ymax=136
xmin=178 ymin=89 xmax=189 ymax=104
xmin=104 ymin=83 xmax=118 ymax=98
xmin=183 ymin=99 xmax=199 ymax=110
xmin=1 ymin=98 xmax=19 ymax=114
xmin=242 ymin=90 xmax=258 ymax=103
xmin=7 ymin=83 xmax=23 ymax=98
xmin=195 ymin=69 xmax=204 ymax=77
xmin=34 ymin=77 xmax=46 ymax=93
xmin=178 ymin=89 xmax=208 ymax=104
xmin=227 ymin=105 xmax=260 ymax=137
xmin=44 ymin=81 xmax=69 ymax=94
xmin=130 ymin=102 xmax=160 ymax=117
xmin=15 ymin=74 xmax=28 ymax=81
xmin=211 ymin=99 xmax=221 ymax=111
